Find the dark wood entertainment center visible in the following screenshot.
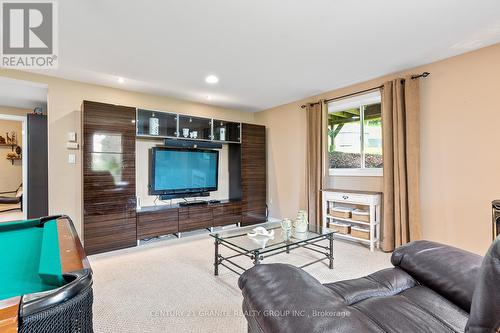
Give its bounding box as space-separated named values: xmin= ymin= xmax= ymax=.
xmin=82 ymin=101 xmax=266 ymax=255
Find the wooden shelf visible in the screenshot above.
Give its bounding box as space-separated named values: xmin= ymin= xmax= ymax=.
xmin=326 ymin=215 xmax=378 ymax=227
xmin=6 ymin=156 xmax=21 ymax=165
xmin=333 ymin=231 xmax=378 ymax=244
xmin=0 ymin=143 xmax=17 ymax=148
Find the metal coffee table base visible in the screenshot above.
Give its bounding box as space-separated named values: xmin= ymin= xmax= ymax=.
xmin=214 ymin=233 xmax=334 ymax=276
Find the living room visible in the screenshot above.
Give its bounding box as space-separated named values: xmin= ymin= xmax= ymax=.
xmin=0 ymin=1 xmax=498 ymax=333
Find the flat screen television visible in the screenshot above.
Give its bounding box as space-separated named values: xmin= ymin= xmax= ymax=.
xmin=149 ymin=147 xmax=219 ymax=198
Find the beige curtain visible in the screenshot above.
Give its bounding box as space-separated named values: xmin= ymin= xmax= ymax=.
xmin=381 ymin=77 xmax=422 ymax=251
xmin=306 ymin=102 xmax=325 ymax=226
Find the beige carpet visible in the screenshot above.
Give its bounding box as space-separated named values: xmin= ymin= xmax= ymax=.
xmin=89 ymin=231 xmax=392 ymax=333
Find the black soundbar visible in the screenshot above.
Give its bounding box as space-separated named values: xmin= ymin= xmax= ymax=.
xmin=162 ymin=139 xmax=223 ymax=149
xmin=159 ymin=192 xmax=209 ymax=200
xmin=178 ymin=200 xmax=208 ymax=206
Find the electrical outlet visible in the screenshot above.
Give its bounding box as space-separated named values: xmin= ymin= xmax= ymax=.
xmin=68 ymin=154 xmax=76 ymax=164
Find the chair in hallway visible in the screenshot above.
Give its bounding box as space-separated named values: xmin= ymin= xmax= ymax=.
xmin=0 ymin=183 xmax=23 ymax=212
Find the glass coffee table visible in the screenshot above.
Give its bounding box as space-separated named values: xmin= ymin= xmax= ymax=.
xmin=210 ymin=221 xmax=336 ymax=276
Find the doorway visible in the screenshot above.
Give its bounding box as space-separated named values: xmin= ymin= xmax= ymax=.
xmin=0 ymin=115 xmax=25 ymax=221
xmin=0 ymin=77 xmax=48 ymax=222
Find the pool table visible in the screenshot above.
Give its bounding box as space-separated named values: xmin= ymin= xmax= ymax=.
xmin=0 ymin=215 xmax=93 ymax=333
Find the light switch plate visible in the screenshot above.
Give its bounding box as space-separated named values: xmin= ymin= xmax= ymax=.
xmin=68 ymin=154 xmax=76 ymax=164
xmin=68 ymin=132 xmax=77 ymax=142
xmin=66 ymin=142 xmax=79 ymax=150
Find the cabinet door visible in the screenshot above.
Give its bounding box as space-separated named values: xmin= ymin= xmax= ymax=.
xmin=178 ymin=115 xmax=212 ymax=140
xmin=27 ymin=114 xmax=48 ymax=219
xmin=178 ymin=206 xmax=213 ymax=232
xmin=136 ymin=109 xmax=178 ymax=138
xmin=83 ymin=101 xmax=137 ymax=254
xmin=213 ymin=202 xmax=242 ymax=227
xmin=241 ymin=124 xmax=266 ymax=226
xmin=137 ymin=208 xmax=178 ymax=239
xmin=213 ymin=120 xmax=241 ymax=143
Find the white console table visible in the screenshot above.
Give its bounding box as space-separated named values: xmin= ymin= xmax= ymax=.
xmin=322 ymin=190 xmax=381 ymax=252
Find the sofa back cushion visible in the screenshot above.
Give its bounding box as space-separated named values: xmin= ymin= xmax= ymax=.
xmin=465 ymin=237 xmax=500 ymax=333
xmin=391 ymin=240 xmax=482 ymax=312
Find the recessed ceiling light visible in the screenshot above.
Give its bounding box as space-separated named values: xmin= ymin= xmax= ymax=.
xmin=205 ymin=75 xmax=219 ymax=84
xmin=117 ymin=77 xmax=125 ymax=84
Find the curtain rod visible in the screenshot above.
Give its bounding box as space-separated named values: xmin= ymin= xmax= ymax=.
xmin=300 ymin=71 xmax=430 ymax=109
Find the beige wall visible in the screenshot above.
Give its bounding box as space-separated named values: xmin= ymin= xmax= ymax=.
xmin=0 ymin=119 xmax=22 ymax=192
xmin=0 ymin=69 xmax=255 ymax=240
xmin=254 ymin=102 xmax=307 ymax=219
xmin=256 ymin=43 xmax=500 ymax=255
xmin=0 ymin=106 xmax=31 ymax=116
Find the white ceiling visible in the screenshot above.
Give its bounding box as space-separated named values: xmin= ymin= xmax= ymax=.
xmin=41 ymin=0 xmax=500 ymax=111
xmin=0 ymin=77 xmax=47 ymax=111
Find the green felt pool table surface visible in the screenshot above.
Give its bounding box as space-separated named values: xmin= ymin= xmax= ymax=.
xmin=0 ymin=219 xmax=64 ymax=301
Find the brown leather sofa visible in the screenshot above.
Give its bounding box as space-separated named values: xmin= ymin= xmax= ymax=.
xmin=238 ymin=238 xmax=500 ymax=333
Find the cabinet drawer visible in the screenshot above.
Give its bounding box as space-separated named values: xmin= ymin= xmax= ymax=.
xmin=326 ymin=192 xmax=380 ymax=205
xmin=179 ymin=206 xmax=213 ymax=232
xmin=137 ymin=209 xmax=178 ymax=239
xmin=213 ymin=215 xmax=240 ymax=227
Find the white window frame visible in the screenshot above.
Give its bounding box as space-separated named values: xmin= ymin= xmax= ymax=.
xmin=327 ymin=91 xmax=383 ymax=177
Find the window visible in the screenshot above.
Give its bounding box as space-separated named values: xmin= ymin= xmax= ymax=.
xmin=327 ymin=91 xmax=382 ymax=176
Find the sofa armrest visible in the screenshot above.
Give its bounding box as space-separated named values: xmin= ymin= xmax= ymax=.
xmin=466 ymin=237 xmax=500 ymax=333
xmin=238 ymin=264 xmax=384 ymax=333
xmin=0 ymin=190 xmax=16 ymax=195
xmin=391 ymin=240 xmax=483 ymax=312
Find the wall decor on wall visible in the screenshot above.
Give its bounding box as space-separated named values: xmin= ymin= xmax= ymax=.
xmin=1 ymin=131 xmax=21 ymax=164
xmin=6 ymin=149 xmax=22 ymax=165
xmin=0 ymin=129 xmax=20 ymax=165
xmin=6 ymin=131 xmax=17 ymax=145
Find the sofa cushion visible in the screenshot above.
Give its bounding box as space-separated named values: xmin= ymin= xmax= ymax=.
xmin=353 ymin=293 xmax=465 ymax=333
xmin=324 ymin=267 xmax=416 ymax=305
xmin=391 ymin=240 xmax=482 ymax=312
xmin=465 ymin=236 xmax=500 ymax=333
xmin=400 ymin=286 xmax=469 ymax=332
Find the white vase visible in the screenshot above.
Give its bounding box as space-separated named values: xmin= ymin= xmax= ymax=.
xmin=149 ymin=116 xmax=159 ymax=135
xmin=294 ymin=210 xmax=308 ymax=233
